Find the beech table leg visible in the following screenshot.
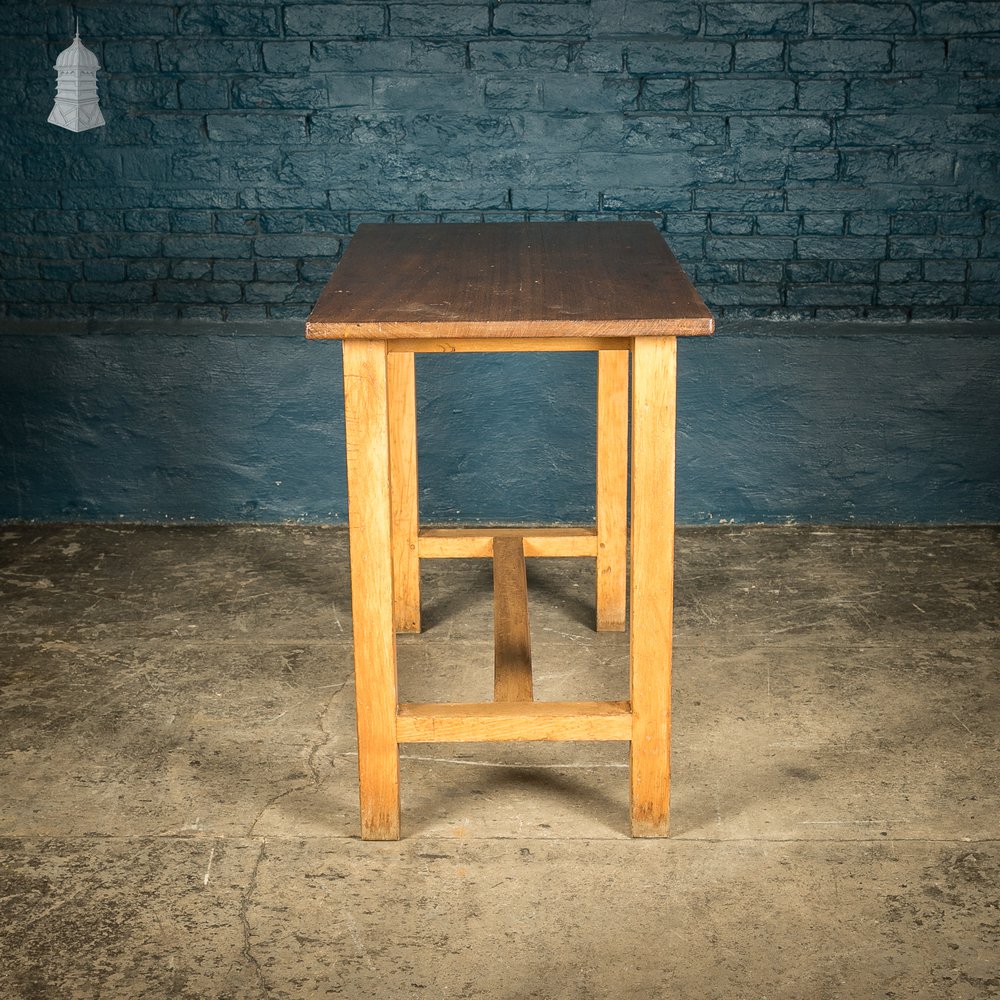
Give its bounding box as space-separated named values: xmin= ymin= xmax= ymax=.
xmin=628 ymin=336 xmax=677 ymax=837
xmin=343 ymin=339 xmax=401 ymax=841
xmin=388 ymin=350 xmax=421 ymax=633
xmin=596 ymin=349 xmax=629 ymax=631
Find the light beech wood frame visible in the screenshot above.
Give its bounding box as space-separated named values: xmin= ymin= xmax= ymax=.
xmin=341 ymin=336 xmax=678 ymax=839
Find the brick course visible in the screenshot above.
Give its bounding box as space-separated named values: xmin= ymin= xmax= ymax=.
xmin=1 ymin=0 xmax=997 ymax=322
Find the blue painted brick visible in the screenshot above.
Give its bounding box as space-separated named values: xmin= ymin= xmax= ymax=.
xmin=694 ymin=79 xmax=794 ymax=111
xmin=968 ymin=284 xmax=1000 ymax=305
xmin=813 ymin=3 xmax=915 ymax=36
xmin=38 ymin=262 xmax=81 ymax=280
xmin=798 ymin=235 xmax=886 ymax=258
xmin=849 ymin=76 xmax=958 ymax=110
xmin=244 ymin=282 xmax=303 ymax=303
xmin=471 ymin=40 xmax=571 ymax=71
xmin=708 ymin=283 xmax=782 ymax=305
xmin=312 ymin=39 xmax=466 ymax=73
xmin=758 ymin=214 xmax=800 ymax=236
xmin=924 ymin=260 xmax=967 ymax=282
xmin=0 ymin=211 xmax=34 ymax=236
xmin=261 ymin=41 xmax=311 ymax=73
xmin=696 ymin=261 xmax=739 ymax=282
xmin=787 ymin=152 xmax=838 ymax=180
xmin=959 ymin=79 xmax=1000 ymax=110
xmin=730 ymin=116 xmax=831 ymax=149
xmin=787 ymin=283 xmax=874 ymax=306
xmin=148 ymin=116 xmax=209 ymax=146
xmin=624 ymin=117 xmax=725 ymax=149
xmin=157 ymin=281 xmax=243 ymax=303
xmin=105 ymin=77 xmax=179 ymax=110
xmin=836 ymin=114 xmax=937 ymax=147
xmin=923 ymin=2 xmax=1000 ymax=34
xmin=373 ymin=75 xmax=482 ymax=110
xmin=159 ymin=40 xmax=261 ymax=73
xmin=162 ymin=235 xmax=252 ymax=259
xmin=71 ymin=281 xmax=155 ymax=303
xmin=830 ymin=261 xmax=875 ymax=282
xmin=707 ymin=236 xmax=794 ymax=259
xmin=798 ymin=81 xmax=847 ymax=111
xmin=543 ymin=74 xmax=638 ymax=112
xmin=939 ymin=214 xmax=983 ymax=236
xmin=878 ymin=282 xmax=965 ymax=305
xmin=494 ymin=3 xmax=591 ymax=37
xmin=102 ymin=41 xmax=159 ymax=73
xmin=711 ymin=214 xmax=755 ymax=235
xmin=743 ymin=261 xmax=783 ymax=282
xmin=179 ymin=78 xmax=230 ymax=110
xmin=241 ymin=187 xmax=329 ymax=209
xmin=127 ymin=261 xmax=169 ymax=280
xmin=0 ymin=279 xmax=67 ymax=302
xmin=152 ymin=192 xmax=239 ymax=212
xmin=284 ymin=4 xmax=384 ymax=38
xmin=79 ymin=211 xmax=125 ymax=232
xmin=734 ymin=41 xmax=785 ymax=72
xmin=33 ymin=210 xmax=77 ymax=235
xmin=893 ymin=40 xmax=946 ymax=71
xmin=890 ymin=212 xmax=937 ymax=236
xmin=484 ymin=77 xmax=542 ymax=110
xmin=570 ymin=40 xmax=623 ymax=73
xmin=801 ymin=214 xmax=845 ymax=235
xmin=170 ymin=259 xmax=212 ymax=280
xmin=0 ymin=7 xmax=68 ymax=36
xmin=173 ymin=152 xmax=222 ymax=183
xmin=254 ymin=235 xmax=343 ymax=257
xmin=880 ymin=260 xmax=922 ymax=282
xmin=214 ymin=261 xmax=255 ymax=281
xmin=639 ymin=79 xmax=690 ymax=111
xmin=124 ymin=210 xmax=167 ymax=233
xmin=232 ymin=76 xmax=334 ymax=110
xmin=178 ymin=5 xmax=280 ymax=37
xmin=206 ymin=114 xmax=307 ymax=144
xmin=392 ymin=4 xmax=490 ymax=37
xmin=890 ymin=236 xmax=979 ymax=257
xmin=789 ymin=40 xmax=891 ymax=72
xmin=970 ymin=257 xmax=1000 ymax=277
xmin=704 ymin=3 xmax=808 ymax=36
xmin=786 ymin=261 xmax=828 ymax=280
xmin=169 ymin=211 xmax=213 ymax=234
xmin=696 ymin=188 xmax=784 ymax=211
xmin=591 ymin=0 xmax=700 ymax=35
xmin=947 ymin=38 xmax=1000 ymax=69
xmin=256 ymin=260 xmax=299 ymax=282
xmin=664 ymin=213 xmax=708 ymax=234
xmin=75 ymin=6 xmax=175 ymax=37
xmin=626 ymin=40 xmax=732 ymax=74
xmin=842 ymin=150 xmax=953 ymax=186
xmin=849 ymin=213 xmax=892 ymax=235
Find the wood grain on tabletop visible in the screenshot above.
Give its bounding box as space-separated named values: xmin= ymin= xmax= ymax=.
xmin=306 ymin=222 xmax=714 ymax=339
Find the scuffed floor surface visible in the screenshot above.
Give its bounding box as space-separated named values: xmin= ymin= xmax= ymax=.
xmin=1 ymin=524 xmax=998 ymax=999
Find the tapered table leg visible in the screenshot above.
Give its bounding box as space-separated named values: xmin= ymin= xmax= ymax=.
xmin=388 ymin=351 xmax=421 ymax=633
xmin=628 ymin=336 xmax=677 ymax=837
xmin=343 ymin=339 xmax=401 ymax=841
xmin=596 ymin=349 xmax=629 ymax=631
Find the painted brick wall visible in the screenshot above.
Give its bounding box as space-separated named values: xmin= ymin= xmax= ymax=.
xmin=2 ymin=0 xmax=999 ymax=323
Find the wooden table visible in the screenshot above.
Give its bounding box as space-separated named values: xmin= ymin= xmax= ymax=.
xmin=306 ymin=221 xmax=713 ymax=839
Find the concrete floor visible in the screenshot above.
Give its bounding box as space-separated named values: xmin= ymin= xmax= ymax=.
xmin=0 ymin=524 xmax=998 ymax=999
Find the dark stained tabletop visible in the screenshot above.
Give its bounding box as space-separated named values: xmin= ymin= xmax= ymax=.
xmin=306 ymin=221 xmax=714 ymax=340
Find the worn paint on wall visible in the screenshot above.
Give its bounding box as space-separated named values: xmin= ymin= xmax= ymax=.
xmin=1 ymin=327 xmax=997 ymax=524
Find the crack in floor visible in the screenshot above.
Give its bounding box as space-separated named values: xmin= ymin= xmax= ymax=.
xmin=239 ymin=839 xmax=268 ymax=997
